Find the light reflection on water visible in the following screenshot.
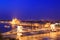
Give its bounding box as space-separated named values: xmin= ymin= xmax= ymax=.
xmin=21 ymin=32 xmax=60 ymax=40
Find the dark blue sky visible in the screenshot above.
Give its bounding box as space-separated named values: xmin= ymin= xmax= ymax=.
xmin=0 ymin=0 xmax=60 ymax=20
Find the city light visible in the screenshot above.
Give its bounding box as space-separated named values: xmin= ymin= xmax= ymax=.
xmin=10 ymin=18 xmax=20 ymax=28
xmin=10 ymin=18 xmax=20 ymax=25
xmin=50 ymin=24 xmax=56 ymax=31
xmin=0 ymin=18 xmax=60 ymax=40
xmin=17 ymin=26 xmax=23 ymax=40
xmin=33 ymin=23 xmax=40 ymax=27
xmin=44 ymin=23 xmax=51 ymax=28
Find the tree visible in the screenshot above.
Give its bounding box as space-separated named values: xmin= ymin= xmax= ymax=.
xmin=0 ymin=32 xmax=3 ymax=40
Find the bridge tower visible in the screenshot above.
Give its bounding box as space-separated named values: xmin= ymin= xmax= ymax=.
xmin=10 ymin=18 xmax=23 ymax=40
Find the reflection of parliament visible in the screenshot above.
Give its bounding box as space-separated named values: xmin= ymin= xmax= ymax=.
xmin=0 ymin=18 xmax=59 ymax=40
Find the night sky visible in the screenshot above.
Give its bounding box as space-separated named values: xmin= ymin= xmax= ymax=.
xmin=0 ymin=0 xmax=60 ymax=20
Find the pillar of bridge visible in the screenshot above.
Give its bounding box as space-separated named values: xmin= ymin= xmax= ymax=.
xmin=16 ymin=26 xmax=23 ymax=40
xmin=50 ymin=24 xmax=56 ymax=31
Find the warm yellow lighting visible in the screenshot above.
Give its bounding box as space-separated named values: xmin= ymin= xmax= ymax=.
xmin=34 ymin=23 xmax=40 ymax=26
xmin=17 ymin=26 xmax=23 ymax=40
xmin=44 ymin=23 xmax=51 ymax=28
xmin=10 ymin=18 xmax=20 ymax=25
xmin=50 ymin=24 xmax=56 ymax=31
xmin=17 ymin=26 xmax=23 ymax=33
